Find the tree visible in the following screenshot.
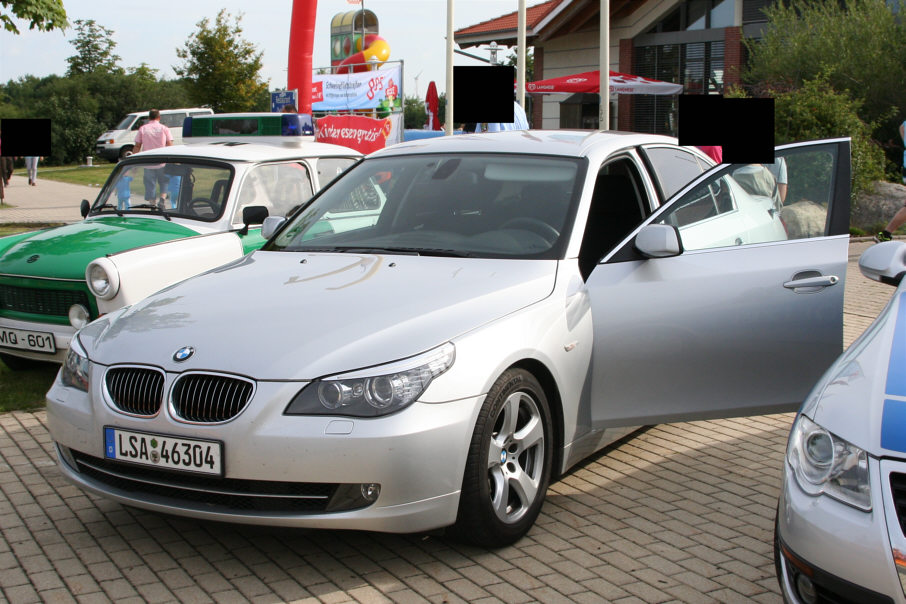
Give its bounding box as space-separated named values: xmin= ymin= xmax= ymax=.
xmin=175 ymin=9 xmax=269 ymax=112
xmin=1 ymin=0 xmax=67 ymax=35
xmin=403 ymin=95 xmax=427 ymax=129
xmin=743 ymin=0 xmax=906 ymax=174
xmin=66 ymin=19 xmax=121 ymax=76
xmin=505 ymin=48 xmax=534 ymax=82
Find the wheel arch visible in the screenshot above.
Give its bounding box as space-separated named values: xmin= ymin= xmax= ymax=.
xmin=508 ymin=358 xmax=565 ymax=480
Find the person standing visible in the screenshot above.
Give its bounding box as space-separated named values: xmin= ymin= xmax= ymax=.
xmin=132 ymin=109 xmax=174 ymax=204
xmin=24 ymin=156 xmax=40 ymax=186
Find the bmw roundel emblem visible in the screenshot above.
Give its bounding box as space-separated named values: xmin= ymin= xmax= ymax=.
xmin=173 ymin=346 xmax=195 ymax=362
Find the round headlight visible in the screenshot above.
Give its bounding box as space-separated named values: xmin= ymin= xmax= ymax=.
xmin=86 ymin=258 xmax=119 ymax=300
xmin=68 ymin=304 xmax=90 ymax=329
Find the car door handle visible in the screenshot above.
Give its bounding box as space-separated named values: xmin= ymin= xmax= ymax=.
xmin=783 ymin=275 xmax=839 ymax=290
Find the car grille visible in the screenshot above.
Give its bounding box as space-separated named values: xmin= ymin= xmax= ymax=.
xmin=106 ymin=367 xmax=165 ymax=416
xmin=0 ymin=284 xmax=91 ymax=317
xmin=171 ymin=373 xmax=254 ymax=423
xmin=69 ymin=450 xmax=337 ymax=513
xmin=890 ymin=472 xmax=906 ymax=537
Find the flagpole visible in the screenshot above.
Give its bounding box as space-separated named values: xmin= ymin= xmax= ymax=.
xmin=600 ymin=0 xmax=609 ymax=130
xmin=445 ymin=0 xmax=454 ymax=135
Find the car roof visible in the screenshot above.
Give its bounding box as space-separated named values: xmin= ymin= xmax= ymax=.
xmin=372 ymin=130 xmax=680 ymax=159
xmin=131 ymin=140 xmax=361 ymax=163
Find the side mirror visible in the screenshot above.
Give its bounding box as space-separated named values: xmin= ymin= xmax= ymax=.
xmin=80 ymin=199 xmax=90 ymax=218
xmin=238 ymin=205 xmax=269 ymax=236
xmin=859 ymin=241 xmax=906 ymax=286
xmin=634 ymin=224 xmax=683 ymax=258
xmin=261 ymin=216 xmax=287 ymax=240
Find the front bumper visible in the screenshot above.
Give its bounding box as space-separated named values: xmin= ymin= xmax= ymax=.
xmin=0 ymin=316 xmax=74 ymax=363
xmin=46 ymin=375 xmax=479 ymax=534
xmin=776 ymin=457 xmax=904 ymax=603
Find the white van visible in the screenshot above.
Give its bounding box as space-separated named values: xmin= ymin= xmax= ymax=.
xmin=95 ymin=107 xmax=213 ymax=161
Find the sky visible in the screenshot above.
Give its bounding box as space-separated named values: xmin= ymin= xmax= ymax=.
xmin=0 ymin=0 xmax=548 ymax=99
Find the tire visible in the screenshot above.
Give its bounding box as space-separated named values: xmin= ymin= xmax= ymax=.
xmin=118 ymin=146 xmax=133 ymax=160
xmin=451 ymin=368 xmax=553 ymax=547
xmin=0 ymin=352 xmax=45 ymax=371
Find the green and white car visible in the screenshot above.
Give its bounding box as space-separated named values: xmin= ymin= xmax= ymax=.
xmin=0 ymin=113 xmax=360 ymax=368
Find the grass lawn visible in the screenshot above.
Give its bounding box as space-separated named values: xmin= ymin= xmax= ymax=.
xmin=14 ymin=164 xmax=114 ymax=187
xmin=0 ymin=223 xmax=63 ymax=237
xmin=0 ymin=358 xmax=58 ymax=413
xmin=1 ymin=222 xmax=66 ymax=411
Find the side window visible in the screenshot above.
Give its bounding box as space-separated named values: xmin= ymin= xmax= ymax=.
xmin=578 ymin=157 xmax=651 ymax=278
xmin=643 ymin=147 xmax=706 ymax=200
xmin=161 ymin=113 xmax=187 ymax=128
xmin=232 ymin=163 xmax=314 ymax=224
xmin=317 ymin=157 xmax=358 ymax=188
xmin=131 ymin=117 xmax=149 ymax=131
xmin=658 ymin=146 xmax=836 ymax=251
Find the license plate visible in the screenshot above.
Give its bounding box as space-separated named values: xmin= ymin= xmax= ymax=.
xmin=0 ymin=327 xmax=56 ymax=353
xmin=104 ymin=427 xmax=223 ymax=476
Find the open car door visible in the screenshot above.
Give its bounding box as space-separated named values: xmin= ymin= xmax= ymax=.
xmin=585 ymin=138 xmax=851 ymax=428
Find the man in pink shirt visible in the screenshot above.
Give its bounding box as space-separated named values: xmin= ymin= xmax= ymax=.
xmin=133 ymin=109 xmax=174 ymax=204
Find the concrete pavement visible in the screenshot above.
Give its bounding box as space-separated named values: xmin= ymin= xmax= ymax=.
xmin=0 ymin=174 xmax=96 ymax=224
xmin=0 ymin=185 xmax=897 ymax=602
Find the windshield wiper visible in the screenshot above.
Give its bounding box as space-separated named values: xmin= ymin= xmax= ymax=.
xmin=289 ymin=245 xmax=474 ymax=257
xmin=129 ymin=203 xmax=172 ymax=221
xmin=92 ymin=203 xmax=123 ymax=217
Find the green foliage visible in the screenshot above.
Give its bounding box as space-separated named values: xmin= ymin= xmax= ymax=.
xmin=404 ymin=95 xmax=427 ymax=129
xmin=1 ymin=70 xmax=193 ymax=165
xmin=175 ymin=9 xmax=269 ymax=112
xmin=730 ymin=73 xmax=885 ymax=197
xmin=1 ymin=0 xmax=67 ymax=34
xmin=505 ymin=48 xmax=534 ymax=82
xmin=66 ymin=19 xmax=121 ymax=76
xmin=744 ymin=0 xmax=906 ymax=175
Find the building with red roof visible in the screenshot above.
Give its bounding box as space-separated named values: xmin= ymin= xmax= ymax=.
xmin=454 ymin=0 xmax=776 ymax=133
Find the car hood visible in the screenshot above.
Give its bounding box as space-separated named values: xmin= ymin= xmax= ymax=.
xmin=82 ymin=251 xmax=558 ymax=379
xmin=804 ymin=288 xmax=906 ymax=458
xmin=0 ymin=217 xmax=199 ymax=280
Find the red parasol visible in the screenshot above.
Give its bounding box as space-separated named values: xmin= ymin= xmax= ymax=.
xmin=425 ymin=81 xmax=441 ymax=131
xmin=526 ymin=70 xmax=683 ymax=95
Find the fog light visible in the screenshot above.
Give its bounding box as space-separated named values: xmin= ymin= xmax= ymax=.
xmin=68 ymin=304 xmax=90 ymax=329
xmin=795 ymin=573 xmax=817 ymax=604
xmin=361 ymin=483 xmax=381 ymax=502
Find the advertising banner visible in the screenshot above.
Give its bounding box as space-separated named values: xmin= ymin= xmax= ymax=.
xmin=315 ymin=113 xmax=402 ymax=154
xmin=312 ymin=64 xmax=402 ymax=112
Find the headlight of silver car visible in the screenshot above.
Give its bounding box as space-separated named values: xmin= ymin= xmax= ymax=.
xmin=285 ymin=343 xmax=455 ymax=417
xmin=787 ymin=414 xmax=871 ymax=511
xmin=86 ymin=258 xmax=120 ymax=300
xmin=61 ymin=336 xmax=90 ymax=392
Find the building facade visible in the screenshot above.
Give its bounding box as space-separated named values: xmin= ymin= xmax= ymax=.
xmin=454 ymin=0 xmax=777 ymax=133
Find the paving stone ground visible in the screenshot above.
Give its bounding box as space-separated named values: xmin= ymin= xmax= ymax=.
xmin=0 ymin=216 xmax=894 ymax=603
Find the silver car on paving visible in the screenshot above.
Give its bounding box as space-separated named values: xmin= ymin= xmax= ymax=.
xmin=47 ymin=131 xmax=852 ymax=546
xmin=776 ymin=240 xmax=906 ymax=604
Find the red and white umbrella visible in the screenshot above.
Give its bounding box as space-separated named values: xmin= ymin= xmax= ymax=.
xmin=424 ymin=81 xmax=441 ymax=131
xmin=526 ymin=70 xmax=683 ymax=95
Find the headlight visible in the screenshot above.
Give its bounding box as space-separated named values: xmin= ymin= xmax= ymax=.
xmin=285 ymin=343 xmax=455 ymax=417
xmin=787 ymin=414 xmax=871 ymax=511
xmin=86 ymin=258 xmax=120 ymax=300
xmin=61 ymin=337 xmax=90 ymax=392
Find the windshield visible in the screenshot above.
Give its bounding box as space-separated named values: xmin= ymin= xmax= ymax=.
xmin=114 ymin=115 xmax=136 ymax=130
xmin=267 ymin=154 xmax=583 ymax=259
xmin=91 ymin=161 xmax=234 ymax=222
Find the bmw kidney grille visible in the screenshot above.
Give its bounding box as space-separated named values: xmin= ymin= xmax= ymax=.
xmin=171 ymin=373 xmax=254 ymax=423
xmin=105 ymin=367 xmax=165 ymax=416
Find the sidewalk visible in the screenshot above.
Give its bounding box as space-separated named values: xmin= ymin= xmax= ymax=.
xmin=0 ymin=174 xmax=96 ymax=224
